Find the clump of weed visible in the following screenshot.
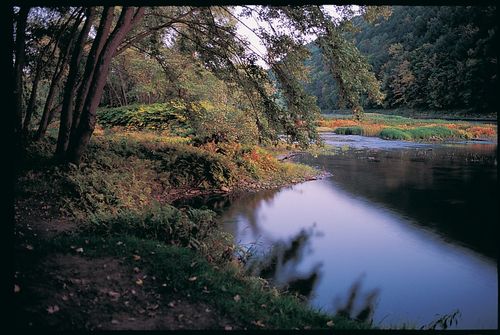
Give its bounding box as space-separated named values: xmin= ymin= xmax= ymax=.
xmin=235 ymin=146 xmax=279 ymax=179
xmin=465 ymin=125 xmax=496 ymax=139
xmin=316 ymin=119 xmax=359 ymax=129
xmin=83 ymin=204 xmax=235 ymax=264
xmin=408 ymin=126 xmax=459 ymax=140
xmin=146 ymin=143 xmax=237 ymax=188
xmin=334 ymin=126 xmax=364 ymax=135
xmin=379 ymin=127 xmax=412 ymax=140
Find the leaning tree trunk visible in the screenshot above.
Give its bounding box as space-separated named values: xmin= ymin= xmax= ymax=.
xmin=23 ymin=10 xmax=73 ymax=134
xmin=14 ymin=6 xmax=29 ymax=135
xmin=70 ymin=6 xmax=115 ymax=140
xmin=35 ymin=12 xmax=83 ymax=140
xmin=34 ymin=51 xmax=69 ymax=140
xmin=67 ymin=7 xmax=144 ymax=165
xmin=55 ymin=7 xmax=96 ymax=157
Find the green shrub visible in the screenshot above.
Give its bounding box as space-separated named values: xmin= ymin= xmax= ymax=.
xmin=379 ymin=127 xmax=412 ymax=140
xmin=91 ymin=137 xmax=236 ymax=189
xmin=84 ymin=205 xmax=234 ymax=264
xmin=408 ymin=126 xmax=459 ymax=139
xmin=334 ymin=126 xmax=364 ymax=135
xmin=145 ymin=143 xmax=236 ymax=188
xmin=62 ymin=150 xmax=158 ymax=216
xmin=97 ymin=102 xmax=193 ymax=136
xmin=186 ymin=100 xmax=259 ymax=144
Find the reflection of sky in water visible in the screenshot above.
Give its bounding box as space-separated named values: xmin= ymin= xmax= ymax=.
xmin=322 ymin=134 xmax=433 ymax=150
xmin=221 ymin=177 xmax=497 ymax=329
xmin=322 ymin=134 xmax=497 ymax=150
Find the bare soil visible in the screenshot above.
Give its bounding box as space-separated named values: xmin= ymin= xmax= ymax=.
xmin=12 ymin=193 xmax=237 ymax=330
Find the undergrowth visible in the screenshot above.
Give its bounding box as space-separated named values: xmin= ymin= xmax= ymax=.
xmin=42 ymin=233 xmax=368 ymax=330
xmin=18 ymin=128 xmax=317 ymax=220
xmin=96 ymin=102 xmax=193 ymax=136
xmin=83 ymin=204 xmax=234 ymax=265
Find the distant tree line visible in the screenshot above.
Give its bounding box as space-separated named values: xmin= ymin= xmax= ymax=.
xmin=304 ymin=6 xmax=497 ymax=114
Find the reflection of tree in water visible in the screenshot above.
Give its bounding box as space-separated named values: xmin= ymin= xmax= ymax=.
xmin=220 ymin=188 xmax=284 ymax=237
xmin=214 ymin=189 xmax=282 ymax=242
xmin=177 ymin=184 xmax=383 ymax=321
xmin=333 ymin=275 xmax=380 ymax=324
xmin=244 ymin=226 xmax=323 ymax=301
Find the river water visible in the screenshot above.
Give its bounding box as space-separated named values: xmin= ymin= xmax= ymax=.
xmin=186 ymin=133 xmax=498 ymax=329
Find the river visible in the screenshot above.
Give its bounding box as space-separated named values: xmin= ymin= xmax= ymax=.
xmin=186 ymin=133 xmax=498 ymax=329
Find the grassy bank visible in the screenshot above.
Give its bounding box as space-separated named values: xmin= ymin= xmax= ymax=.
xmin=16 ymin=229 xmax=366 ymax=330
xmin=14 ymin=104 xmax=361 ymax=330
xmin=19 ymin=129 xmax=317 ymax=219
xmin=317 ymin=113 xmax=497 ymax=141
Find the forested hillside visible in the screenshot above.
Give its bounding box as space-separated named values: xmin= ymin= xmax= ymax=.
xmin=304 ymin=6 xmax=497 ymax=114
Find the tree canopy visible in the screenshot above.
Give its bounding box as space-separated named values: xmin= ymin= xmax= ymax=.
xmin=13 ymin=5 xmax=390 ymax=164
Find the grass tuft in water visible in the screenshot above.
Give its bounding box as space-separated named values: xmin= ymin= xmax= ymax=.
xmin=379 ymin=128 xmax=412 ymax=140
xmin=407 ymin=126 xmax=459 ymax=140
xmin=334 ymin=126 xmax=364 ymax=136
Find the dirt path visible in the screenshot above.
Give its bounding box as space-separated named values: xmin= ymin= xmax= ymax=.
xmin=13 ymin=196 xmax=236 ymax=330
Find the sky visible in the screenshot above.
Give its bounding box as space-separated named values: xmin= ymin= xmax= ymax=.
xmin=233 ymin=5 xmax=359 ymax=68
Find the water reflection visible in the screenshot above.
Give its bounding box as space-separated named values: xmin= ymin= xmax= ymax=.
xmin=299 ymin=140 xmax=498 ymax=259
xmin=215 ymin=135 xmax=497 ymax=329
xmin=244 ymin=227 xmax=322 ymax=300
xmin=175 ymin=135 xmax=497 ymax=328
xmin=334 ymin=275 xmax=380 ymax=324
xmin=174 ymin=188 xmax=282 ymax=225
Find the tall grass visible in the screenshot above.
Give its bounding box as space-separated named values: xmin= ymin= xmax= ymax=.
xmin=407 ymin=126 xmax=459 ymax=139
xmin=46 ymin=233 xmax=369 ymax=330
xmin=318 ymin=113 xmax=496 ymax=141
xmin=379 ymin=128 xmax=412 ymax=140
xmin=334 ymin=126 xmax=364 ymax=135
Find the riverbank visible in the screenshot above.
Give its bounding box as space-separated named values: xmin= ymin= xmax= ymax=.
xmin=317 ymin=113 xmax=497 ymax=142
xmin=322 ymin=108 xmax=497 ymax=122
xmin=13 ymin=129 xmax=362 ymax=330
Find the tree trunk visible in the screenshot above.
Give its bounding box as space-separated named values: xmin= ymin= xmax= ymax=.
xmin=105 ymin=84 xmax=113 ymax=106
xmin=67 ymin=7 xmax=144 ymax=165
xmin=34 ymin=66 xmax=62 ymax=139
xmin=70 ymin=6 xmax=115 ymax=138
xmin=35 ymin=12 xmax=84 ymax=140
xmin=23 ymin=9 xmax=80 ymax=135
xmin=117 ymin=69 xmax=128 ymax=106
xmin=14 ymin=6 xmax=29 ymax=135
xmin=108 ymin=79 xmax=123 ymax=106
xmin=22 ymin=65 xmax=42 ymax=133
xmin=56 ymin=8 xmax=96 ymax=157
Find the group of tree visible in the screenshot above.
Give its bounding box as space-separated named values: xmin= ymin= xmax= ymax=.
xmin=13 ymin=5 xmax=392 ymax=165
xmin=304 ymin=6 xmax=497 ymax=113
